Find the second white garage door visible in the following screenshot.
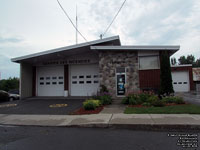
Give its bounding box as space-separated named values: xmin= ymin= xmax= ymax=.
xmin=172 ymin=71 xmax=190 ymax=92
xmin=70 ymin=64 xmax=99 ymax=96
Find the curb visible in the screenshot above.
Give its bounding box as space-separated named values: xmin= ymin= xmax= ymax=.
xmin=2 ymin=123 xmax=200 ymax=131
xmin=69 ymin=124 xmax=200 ymax=131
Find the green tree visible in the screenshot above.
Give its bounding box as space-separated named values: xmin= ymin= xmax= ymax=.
xmin=186 ymin=55 xmax=195 ymax=64
xmin=0 ymin=77 xmax=19 ymax=92
xmin=194 ymin=58 xmax=200 ymax=67
xmin=178 ymin=56 xmax=187 ymax=65
xmin=178 ymin=55 xmax=195 ymax=65
xmin=160 ymin=51 xmax=174 ymax=95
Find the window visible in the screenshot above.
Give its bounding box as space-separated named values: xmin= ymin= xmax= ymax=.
xmin=139 ymin=56 xmax=159 ymax=70
xmin=40 ymin=77 xmax=44 ymax=80
xmin=79 ymin=81 xmax=84 ymax=84
xmin=173 ymin=82 xmax=177 ymax=84
xmin=46 ymin=82 xmax=50 ymax=85
xmin=94 ymin=80 xmax=99 ymax=84
xmin=72 ymin=76 xmax=77 ymax=79
xmin=40 ymin=82 xmax=44 ymax=85
xmin=79 ymin=76 xmax=84 ymax=79
xmin=59 ymin=76 xmax=63 ymax=79
xmin=59 ymin=82 xmax=63 ymax=84
xmin=52 ymin=77 xmax=57 ymax=80
xmin=52 ymin=82 xmax=57 ymax=85
xmin=86 ymin=81 xmax=92 ymax=84
xmin=46 ymin=77 xmax=50 ymax=80
xmin=86 ymin=75 xmax=91 ymax=78
xmin=72 ymin=81 xmax=77 ymax=84
xmin=178 ymin=82 xmax=182 ymax=84
xmin=93 ymin=75 xmax=98 ymax=78
xmin=183 ymin=82 xmax=187 ymax=84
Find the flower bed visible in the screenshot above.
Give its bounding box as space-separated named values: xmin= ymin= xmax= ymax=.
xmin=70 ymin=85 xmax=113 ymax=115
xmin=122 ymin=91 xmax=185 ymax=107
xmin=70 ymin=106 xmax=104 ymax=115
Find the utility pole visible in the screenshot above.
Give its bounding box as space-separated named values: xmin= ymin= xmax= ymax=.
xmin=76 ymin=5 xmax=78 ymax=44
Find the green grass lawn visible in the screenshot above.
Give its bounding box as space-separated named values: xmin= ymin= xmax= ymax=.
xmin=124 ymin=104 xmax=200 ymax=114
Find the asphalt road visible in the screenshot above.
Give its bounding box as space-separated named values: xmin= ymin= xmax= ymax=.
xmin=0 ymin=126 xmax=199 ymax=150
xmin=0 ymin=98 xmax=84 ymax=115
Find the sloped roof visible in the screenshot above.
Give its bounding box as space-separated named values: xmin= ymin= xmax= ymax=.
xmin=90 ymin=45 xmax=180 ymax=56
xmin=11 ymin=35 xmax=120 ymax=63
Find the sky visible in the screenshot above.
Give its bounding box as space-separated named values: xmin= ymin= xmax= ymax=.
xmin=0 ymin=0 xmax=200 ymax=79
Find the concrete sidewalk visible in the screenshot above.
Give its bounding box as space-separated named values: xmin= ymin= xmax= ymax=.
xmin=1 ymin=114 xmax=200 ymax=130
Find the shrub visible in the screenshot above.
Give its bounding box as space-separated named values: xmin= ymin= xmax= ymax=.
xmin=142 ymin=102 xmax=151 ymax=107
xmin=174 ymin=97 xmax=185 ymax=104
xmin=0 ymin=91 xmax=9 ymax=102
xmin=162 ymin=97 xmax=174 ymax=103
xmin=100 ymin=85 xmax=109 ymax=93
xmin=152 ymin=100 xmax=165 ymax=107
xmin=121 ymin=91 xmax=157 ymax=105
xmin=162 ymin=96 xmax=185 ymax=104
xmin=147 ymin=95 xmax=159 ymax=104
xmin=128 ymin=95 xmax=142 ymax=105
xmin=121 ymin=97 xmax=129 ymax=104
xmin=99 ymin=93 xmax=112 ymax=105
xmin=83 ymin=100 xmax=101 ymax=110
xmin=138 ymin=92 xmax=152 ymax=103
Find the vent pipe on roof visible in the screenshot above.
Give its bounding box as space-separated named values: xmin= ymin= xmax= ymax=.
xmin=100 ymin=34 xmax=103 ymax=39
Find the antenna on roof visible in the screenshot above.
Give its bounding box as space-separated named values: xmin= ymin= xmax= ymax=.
xmin=76 ymin=5 xmax=78 ymax=44
xmin=100 ymin=34 xmax=103 ymax=39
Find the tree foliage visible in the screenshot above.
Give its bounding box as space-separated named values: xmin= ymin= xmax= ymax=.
xmin=0 ymin=77 xmax=19 ymax=92
xmin=171 ymin=54 xmax=200 ymax=67
xmin=178 ymin=54 xmax=199 ymax=67
xmin=160 ymin=51 xmax=174 ymax=95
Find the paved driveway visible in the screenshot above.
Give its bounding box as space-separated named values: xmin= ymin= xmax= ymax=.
xmin=175 ymin=92 xmax=200 ymax=105
xmin=0 ymin=98 xmax=84 ymax=115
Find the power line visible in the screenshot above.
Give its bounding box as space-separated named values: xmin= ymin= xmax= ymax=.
xmin=102 ymin=0 xmax=127 ymax=38
xmin=56 ymin=0 xmax=88 ymax=42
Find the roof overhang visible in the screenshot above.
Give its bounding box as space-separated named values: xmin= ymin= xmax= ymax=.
xmin=90 ymin=45 xmax=180 ymax=56
xmin=11 ymin=35 xmax=121 ymax=63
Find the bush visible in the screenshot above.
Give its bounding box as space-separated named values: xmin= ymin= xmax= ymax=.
xmin=138 ymin=92 xmax=152 ymax=103
xmin=99 ymin=93 xmax=112 ymax=105
xmin=162 ymin=97 xmax=174 ymax=103
xmin=152 ymin=100 xmax=165 ymax=107
xmin=100 ymin=85 xmax=109 ymax=93
xmin=162 ymin=96 xmax=185 ymax=104
xmin=142 ymin=102 xmax=151 ymax=107
xmin=121 ymin=91 xmax=157 ymax=105
xmin=128 ymin=95 xmax=142 ymax=105
xmin=174 ymin=97 xmax=185 ymax=104
xmin=83 ymin=100 xmax=101 ymax=110
xmin=121 ymin=97 xmax=129 ymax=104
xmin=147 ymin=95 xmax=159 ymax=104
xmin=0 ymin=91 xmax=9 ymax=102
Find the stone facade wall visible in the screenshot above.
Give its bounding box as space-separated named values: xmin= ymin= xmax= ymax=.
xmin=99 ymin=51 xmax=139 ymax=97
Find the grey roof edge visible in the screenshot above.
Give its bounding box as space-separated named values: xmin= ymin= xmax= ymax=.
xmin=90 ymin=45 xmax=180 ymax=50
xmin=11 ymin=35 xmax=120 ymax=63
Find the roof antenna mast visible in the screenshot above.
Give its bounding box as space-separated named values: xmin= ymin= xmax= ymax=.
xmin=76 ymin=5 xmax=78 ymax=44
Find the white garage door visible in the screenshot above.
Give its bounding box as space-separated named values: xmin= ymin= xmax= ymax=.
xmin=70 ymin=64 xmax=99 ymax=96
xmin=37 ymin=66 xmax=64 ymax=96
xmin=172 ymin=71 xmax=190 ymax=92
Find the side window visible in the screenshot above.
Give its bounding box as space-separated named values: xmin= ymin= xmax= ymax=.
xmin=139 ymin=56 xmax=160 ymax=70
